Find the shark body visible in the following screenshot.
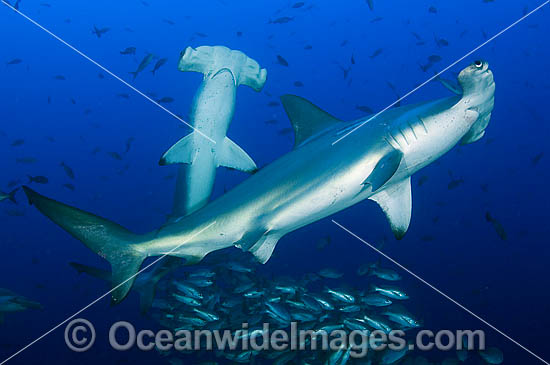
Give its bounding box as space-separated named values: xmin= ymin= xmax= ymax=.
xmin=24 ymin=61 xmax=495 ymax=303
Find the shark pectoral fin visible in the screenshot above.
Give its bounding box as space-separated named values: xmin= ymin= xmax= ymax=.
xmin=249 ymin=234 xmax=282 ymax=264
xmin=280 ymin=94 xmax=343 ymax=148
xmin=369 ymin=177 xmax=412 ymax=240
xmin=362 ymin=150 xmax=403 ymax=192
xmin=217 ymin=137 xmax=257 ymax=172
xmin=460 ymin=112 xmax=490 ymax=145
xmin=159 ymin=133 xmax=198 ymax=166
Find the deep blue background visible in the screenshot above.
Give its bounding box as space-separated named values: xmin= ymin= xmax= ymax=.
xmin=1 ymin=0 xmax=549 ymax=363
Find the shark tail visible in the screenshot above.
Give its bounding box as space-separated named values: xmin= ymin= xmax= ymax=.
xmin=23 ymin=186 xmax=147 ymax=304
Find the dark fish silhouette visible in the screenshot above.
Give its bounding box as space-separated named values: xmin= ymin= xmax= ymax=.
xmin=294 ymin=81 xmax=304 ymax=87
xmin=120 ymin=47 xmax=136 ymax=55
xmin=156 ymin=96 xmax=174 ymax=104
xmin=269 ymin=16 xmax=294 ymax=24
xmin=434 ymin=35 xmax=449 ymax=47
xmin=428 ymin=55 xmax=442 ymax=63
xmin=292 ymin=2 xmax=305 ymax=8
xmin=162 ymin=18 xmax=175 ymax=25
xmin=532 ymin=152 xmax=544 ymax=165
xmin=92 ymin=25 xmax=110 ymax=38
xmin=6 ymin=59 xmax=22 ymax=65
xmin=60 ymin=162 xmax=75 ymax=179
xmin=411 ymin=32 xmax=423 ymax=41
xmin=447 ymin=170 xmax=464 ymax=190
xmin=447 ymin=178 xmax=464 ymax=190
xmin=356 ymin=105 xmax=373 ymax=113
xmin=125 ymin=137 xmax=135 ymax=153
xmin=130 ymin=53 xmax=154 ymax=80
xmin=485 ymin=212 xmax=507 ymax=240
xmin=267 ymin=101 xmax=280 ymax=107
xmin=11 ymin=139 xmax=24 ymax=147
xmin=428 ymin=6 xmax=437 ymax=13
xmin=366 ymin=0 xmax=374 ymax=11
xmin=339 ymin=65 xmax=351 ymax=79
xmin=417 ymin=175 xmax=428 ymax=186
xmin=419 ymin=62 xmax=433 ymax=72
xmin=62 ymin=183 xmax=75 ymax=191
xmin=54 ymin=75 xmax=66 ymax=80
xmin=369 ymin=48 xmax=383 ymax=59
xmin=151 ymin=58 xmax=168 ymax=75
xmin=27 ymin=175 xmax=48 ymax=184
xmin=276 ymin=55 xmax=289 ymax=66
xmin=264 ymin=119 xmax=278 ymax=125
xmin=278 ymin=127 xmax=293 ymax=135
xmin=108 ymin=152 xmax=123 ymax=160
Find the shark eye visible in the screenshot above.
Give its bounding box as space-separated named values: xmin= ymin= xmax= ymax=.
xmin=474 ymin=60 xmax=483 ymax=69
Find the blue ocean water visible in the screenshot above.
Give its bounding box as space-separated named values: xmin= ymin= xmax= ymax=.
xmin=0 ymin=0 xmax=549 ymax=364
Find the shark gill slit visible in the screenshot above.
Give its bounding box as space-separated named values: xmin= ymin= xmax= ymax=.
xmin=398 ymin=128 xmax=409 ymax=145
xmin=417 ymin=116 xmax=429 ymax=134
xmin=407 ymin=121 xmax=418 ymax=140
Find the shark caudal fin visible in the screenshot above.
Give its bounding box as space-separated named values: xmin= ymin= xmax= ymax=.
xmin=159 ymin=133 xmax=257 ymax=173
xmin=23 ymin=186 xmax=146 ymax=304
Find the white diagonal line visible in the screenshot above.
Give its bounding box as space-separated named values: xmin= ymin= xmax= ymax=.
xmin=332 ymin=219 xmax=550 ymax=365
xmin=0 ymin=0 xmax=216 ymax=145
xmin=332 ymin=0 xmax=550 ymax=145
xmin=0 ymin=221 xmax=216 ymax=365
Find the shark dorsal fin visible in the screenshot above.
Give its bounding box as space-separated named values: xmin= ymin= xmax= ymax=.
xmin=281 ymin=94 xmax=343 ymax=148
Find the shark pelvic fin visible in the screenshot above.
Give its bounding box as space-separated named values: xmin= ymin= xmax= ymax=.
xmin=280 ymin=94 xmax=343 ymax=148
xmin=362 ymin=149 xmax=403 ymax=192
xmin=159 ymin=133 xmax=198 ymax=166
xmin=234 ymin=229 xmax=281 ymax=264
xmin=217 ymin=137 xmax=257 ymax=172
xmin=22 ymin=186 xmax=147 ymax=304
xmin=369 ymin=177 xmax=412 ymax=239
xmin=248 ymin=234 xmax=281 ymax=264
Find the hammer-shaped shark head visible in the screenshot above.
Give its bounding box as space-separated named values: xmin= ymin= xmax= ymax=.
xmin=458 ymin=60 xmax=495 ymax=114
xmin=457 ymin=60 xmax=496 ymax=144
xmin=178 ymin=46 xmax=267 ymax=91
